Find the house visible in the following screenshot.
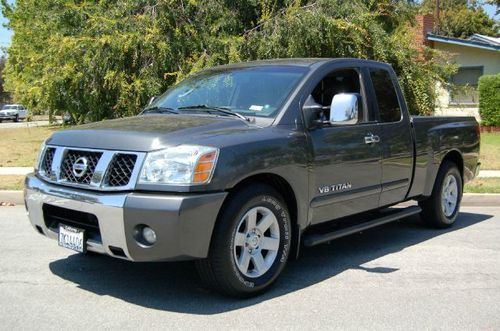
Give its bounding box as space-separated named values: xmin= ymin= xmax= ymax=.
xmin=415 ymin=15 xmax=500 ymax=121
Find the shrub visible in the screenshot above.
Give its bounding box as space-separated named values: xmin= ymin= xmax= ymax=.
xmin=479 ymin=74 xmax=500 ymax=127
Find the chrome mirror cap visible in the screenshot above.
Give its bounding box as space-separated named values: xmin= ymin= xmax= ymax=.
xmin=330 ymin=93 xmax=359 ymax=125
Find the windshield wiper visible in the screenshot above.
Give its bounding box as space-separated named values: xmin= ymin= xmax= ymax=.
xmin=142 ymin=106 xmax=179 ymax=115
xmin=177 ymin=104 xmax=249 ymax=121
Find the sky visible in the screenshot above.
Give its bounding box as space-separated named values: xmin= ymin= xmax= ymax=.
xmin=0 ymin=2 xmax=498 ymax=54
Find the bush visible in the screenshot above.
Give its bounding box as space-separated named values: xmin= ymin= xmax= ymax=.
xmin=479 ymin=74 xmax=500 ymax=127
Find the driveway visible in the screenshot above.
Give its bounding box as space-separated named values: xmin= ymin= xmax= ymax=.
xmin=0 ymin=206 xmax=499 ymax=330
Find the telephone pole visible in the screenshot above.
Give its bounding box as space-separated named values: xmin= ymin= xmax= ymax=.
xmin=435 ymin=0 xmax=440 ymax=34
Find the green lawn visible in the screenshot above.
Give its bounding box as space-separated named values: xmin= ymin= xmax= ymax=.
xmin=464 ymin=177 xmax=500 ymax=193
xmin=480 ymin=133 xmax=500 ymax=170
xmin=0 ymin=126 xmax=59 ymax=167
xmin=0 ymin=175 xmax=25 ymax=190
xmin=0 ymin=126 xmax=499 ymax=192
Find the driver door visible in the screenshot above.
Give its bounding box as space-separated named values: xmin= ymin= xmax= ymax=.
xmin=307 ymin=67 xmax=382 ymax=224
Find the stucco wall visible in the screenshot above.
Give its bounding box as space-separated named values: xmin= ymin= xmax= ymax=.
xmin=434 ymin=41 xmax=500 ymax=75
xmin=432 ymin=41 xmax=499 ymax=121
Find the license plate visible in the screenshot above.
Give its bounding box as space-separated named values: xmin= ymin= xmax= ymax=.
xmin=58 ymin=224 xmax=86 ymax=253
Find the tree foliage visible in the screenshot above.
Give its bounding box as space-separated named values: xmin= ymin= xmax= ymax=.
xmin=0 ymin=56 xmax=11 ymax=104
xmin=421 ymin=0 xmax=498 ymax=38
xmin=2 ymin=0 xmax=458 ymax=122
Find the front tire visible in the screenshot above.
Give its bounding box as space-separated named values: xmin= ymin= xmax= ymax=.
xmin=14 ymin=114 xmax=19 ymax=122
xmin=419 ymin=161 xmax=462 ymax=228
xmin=196 ymin=184 xmax=291 ymax=297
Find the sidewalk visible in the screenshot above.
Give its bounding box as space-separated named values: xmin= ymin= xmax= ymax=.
xmin=1 ymin=167 xmax=500 ymax=177
xmin=478 ymin=170 xmax=500 ymax=178
xmin=0 ymin=167 xmax=34 ymax=175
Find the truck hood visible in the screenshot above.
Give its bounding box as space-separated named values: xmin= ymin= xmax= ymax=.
xmin=46 ymin=114 xmax=260 ymax=151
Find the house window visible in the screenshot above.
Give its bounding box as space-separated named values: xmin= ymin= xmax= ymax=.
xmin=449 ymin=66 xmax=483 ymax=105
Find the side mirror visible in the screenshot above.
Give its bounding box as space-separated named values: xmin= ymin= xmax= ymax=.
xmin=329 ymin=93 xmax=359 ymax=125
xmin=148 ymin=96 xmax=157 ymax=106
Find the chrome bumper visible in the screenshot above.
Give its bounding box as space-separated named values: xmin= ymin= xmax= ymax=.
xmin=25 ymin=174 xmax=227 ymax=261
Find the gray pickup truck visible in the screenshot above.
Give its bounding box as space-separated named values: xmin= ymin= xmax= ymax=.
xmin=25 ymin=58 xmax=480 ymax=297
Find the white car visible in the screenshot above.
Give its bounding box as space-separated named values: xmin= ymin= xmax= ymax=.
xmin=0 ymin=104 xmax=28 ymax=122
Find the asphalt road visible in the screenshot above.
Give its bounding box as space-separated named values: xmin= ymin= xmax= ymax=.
xmin=1 ymin=206 xmax=499 ymax=330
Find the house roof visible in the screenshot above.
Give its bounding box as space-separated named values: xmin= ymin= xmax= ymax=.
xmin=427 ymin=33 xmax=500 ymax=52
xmin=469 ymin=34 xmax=500 ymax=46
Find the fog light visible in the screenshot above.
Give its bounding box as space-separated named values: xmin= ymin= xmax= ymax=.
xmin=142 ymin=226 xmax=157 ymax=245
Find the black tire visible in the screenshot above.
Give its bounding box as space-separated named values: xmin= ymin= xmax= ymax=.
xmin=14 ymin=114 xmax=19 ymax=122
xmin=419 ymin=161 xmax=462 ymax=228
xmin=196 ymin=184 xmax=292 ymax=297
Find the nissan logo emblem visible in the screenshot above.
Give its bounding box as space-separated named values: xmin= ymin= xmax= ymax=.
xmin=72 ymin=157 xmax=89 ymax=178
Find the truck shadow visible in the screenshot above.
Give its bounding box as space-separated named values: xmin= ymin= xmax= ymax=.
xmin=49 ymin=211 xmax=492 ymax=315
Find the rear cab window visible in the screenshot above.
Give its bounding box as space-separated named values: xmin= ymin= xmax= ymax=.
xmin=369 ymin=68 xmax=402 ymax=122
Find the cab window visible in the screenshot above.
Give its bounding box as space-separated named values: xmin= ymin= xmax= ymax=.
xmin=306 ymin=68 xmax=366 ymax=124
xmin=369 ymin=68 xmax=402 ymax=122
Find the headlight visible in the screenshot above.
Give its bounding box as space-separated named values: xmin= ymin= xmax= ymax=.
xmin=139 ymin=145 xmax=219 ymax=185
xmin=34 ymin=140 xmax=47 ymax=171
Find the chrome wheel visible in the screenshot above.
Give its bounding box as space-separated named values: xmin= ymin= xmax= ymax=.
xmin=441 ymin=174 xmax=458 ymax=217
xmin=233 ymin=206 xmax=280 ymax=278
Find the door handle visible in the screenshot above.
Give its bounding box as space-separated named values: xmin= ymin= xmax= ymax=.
xmin=364 ymin=134 xmax=380 ymax=144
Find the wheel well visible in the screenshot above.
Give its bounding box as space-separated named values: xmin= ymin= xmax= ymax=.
xmin=442 ymin=150 xmax=464 ymax=181
xmin=226 ymin=173 xmax=300 ymax=258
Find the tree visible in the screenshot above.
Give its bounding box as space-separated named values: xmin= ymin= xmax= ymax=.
xmin=421 ymin=0 xmax=498 ymax=38
xmin=0 ymin=56 xmax=11 ymax=104
xmin=1 ymin=0 xmax=456 ymax=122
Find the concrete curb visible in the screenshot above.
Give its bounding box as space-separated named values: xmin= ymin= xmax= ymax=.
xmin=0 ymin=190 xmax=25 ymax=205
xmin=1 ymin=190 xmax=499 ymax=207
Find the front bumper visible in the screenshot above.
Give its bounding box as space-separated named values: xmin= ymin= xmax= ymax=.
xmin=25 ymin=175 xmax=227 ymax=261
xmin=0 ymin=114 xmax=16 ymax=120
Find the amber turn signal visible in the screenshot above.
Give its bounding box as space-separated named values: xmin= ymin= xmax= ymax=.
xmin=193 ymin=151 xmax=218 ymax=184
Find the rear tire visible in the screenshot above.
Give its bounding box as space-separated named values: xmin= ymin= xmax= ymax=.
xmin=419 ymin=161 xmax=462 ymax=228
xmin=14 ymin=114 xmax=19 ymax=122
xmin=196 ymin=184 xmax=292 ymax=297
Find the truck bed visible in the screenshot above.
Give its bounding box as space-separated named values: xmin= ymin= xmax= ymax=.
xmin=408 ymin=116 xmax=480 ymax=199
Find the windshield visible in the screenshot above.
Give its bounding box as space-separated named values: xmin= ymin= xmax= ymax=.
xmin=150 ymin=66 xmax=307 ymax=118
xmin=1 ymin=105 xmax=16 ymax=110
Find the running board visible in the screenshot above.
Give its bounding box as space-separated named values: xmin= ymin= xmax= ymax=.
xmin=302 ymin=205 xmax=422 ymax=247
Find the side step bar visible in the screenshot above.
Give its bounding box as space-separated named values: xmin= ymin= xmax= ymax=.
xmin=303 ymin=205 xmax=422 ymax=247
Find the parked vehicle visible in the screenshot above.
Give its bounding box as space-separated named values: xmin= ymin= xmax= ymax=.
xmin=0 ymin=104 xmax=27 ymax=122
xmin=62 ymin=112 xmax=73 ymax=125
xmin=25 ymin=59 xmax=480 ymax=297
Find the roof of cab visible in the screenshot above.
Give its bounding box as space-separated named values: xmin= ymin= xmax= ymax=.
xmin=210 ymin=58 xmax=391 ymax=70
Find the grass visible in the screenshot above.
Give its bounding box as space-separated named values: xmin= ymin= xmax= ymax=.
xmin=0 ymin=175 xmax=25 ymax=190
xmin=480 ymin=133 xmax=500 ymax=170
xmin=464 ymin=177 xmax=500 ymax=193
xmin=0 ymin=126 xmax=58 ymax=167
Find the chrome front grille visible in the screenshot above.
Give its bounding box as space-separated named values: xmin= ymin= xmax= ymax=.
xmin=41 ymin=147 xmax=56 ymax=178
xmin=60 ymin=150 xmax=102 ymax=184
xmin=105 ymin=154 xmax=138 ymax=187
xmin=38 ymin=146 xmax=145 ymax=191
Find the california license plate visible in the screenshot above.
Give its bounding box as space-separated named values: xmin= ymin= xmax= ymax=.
xmin=58 ymin=224 xmax=86 ymax=253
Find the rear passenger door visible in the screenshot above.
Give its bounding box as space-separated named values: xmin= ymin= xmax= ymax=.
xmin=367 ymin=67 xmax=414 ymax=207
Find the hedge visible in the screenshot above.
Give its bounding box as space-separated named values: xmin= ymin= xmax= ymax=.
xmin=479 ymin=74 xmax=500 ymax=127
